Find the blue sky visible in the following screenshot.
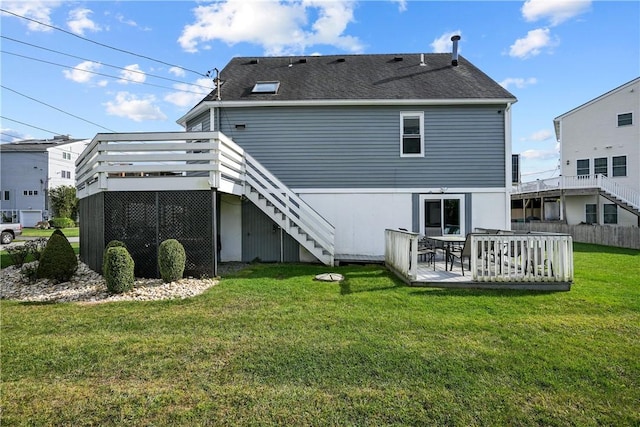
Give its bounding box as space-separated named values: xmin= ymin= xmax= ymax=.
xmin=1 ymin=0 xmax=638 ymax=181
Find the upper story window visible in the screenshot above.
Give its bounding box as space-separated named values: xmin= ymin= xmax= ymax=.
xmin=594 ymin=157 xmax=607 ymax=176
xmin=23 ymin=190 xmax=38 ymax=196
xmin=617 ymin=112 xmax=632 ymax=127
xmin=576 ymin=159 xmax=589 ymax=176
xmin=252 ymin=81 xmax=280 ymax=94
xmin=400 ymin=111 xmax=424 ymax=157
xmin=62 ymin=152 xmax=72 ymax=160
xmin=2 ymin=190 xmax=9 ymax=201
xmin=612 ymin=156 xmax=627 ymax=177
xmin=61 ymin=170 xmax=72 ymax=179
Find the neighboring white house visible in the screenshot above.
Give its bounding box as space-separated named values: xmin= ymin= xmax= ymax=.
xmin=0 ymin=135 xmax=89 ymax=226
xmin=513 ymin=77 xmax=639 ymax=227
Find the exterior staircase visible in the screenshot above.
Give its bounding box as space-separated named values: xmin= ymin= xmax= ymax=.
xmin=600 ymin=190 xmax=640 ymax=217
xmin=243 ymin=153 xmax=335 ymax=266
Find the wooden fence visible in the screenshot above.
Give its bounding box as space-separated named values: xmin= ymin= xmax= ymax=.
xmin=512 ymin=222 xmax=640 ymax=250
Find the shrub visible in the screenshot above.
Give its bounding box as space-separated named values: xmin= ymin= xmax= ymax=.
xmin=35 ymin=221 xmax=50 ymax=230
xmin=50 ymin=217 xmax=76 ymax=228
xmin=25 ymin=237 xmax=48 ymax=261
xmin=6 ymin=245 xmax=30 ymax=267
xmin=37 ymin=231 xmax=77 ymax=283
xmin=103 ymin=247 xmax=135 ymax=294
xmin=102 ymin=240 xmax=128 ymax=275
xmin=20 ymin=263 xmax=38 ymax=283
xmin=158 ymin=239 xmax=186 ymax=283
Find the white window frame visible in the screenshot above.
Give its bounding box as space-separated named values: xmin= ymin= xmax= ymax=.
xmin=400 ymin=111 xmax=424 ymax=158
xmin=418 ymin=194 xmax=465 ymax=236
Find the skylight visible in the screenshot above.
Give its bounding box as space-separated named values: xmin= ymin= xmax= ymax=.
xmin=252 ymin=81 xmax=280 ymax=94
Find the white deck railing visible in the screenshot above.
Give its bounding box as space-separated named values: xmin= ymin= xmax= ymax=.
xmin=385 ymin=230 xmax=573 ymax=284
xmin=385 ymin=229 xmax=420 ymax=281
xmin=514 ymin=174 xmax=639 ymax=211
xmin=76 ymin=131 xmax=245 ymax=198
xmin=75 ymin=131 xmax=335 ymax=265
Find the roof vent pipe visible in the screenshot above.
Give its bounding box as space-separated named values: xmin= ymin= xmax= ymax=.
xmin=419 ymin=53 xmax=426 ymax=66
xmin=451 ymin=35 xmax=461 ymax=66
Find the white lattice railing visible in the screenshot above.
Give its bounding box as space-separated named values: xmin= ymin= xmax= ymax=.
xmin=514 ymin=174 xmax=639 ymax=211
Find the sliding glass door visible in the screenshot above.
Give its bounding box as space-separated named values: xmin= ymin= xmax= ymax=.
xmin=420 ymin=195 xmax=464 ymax=236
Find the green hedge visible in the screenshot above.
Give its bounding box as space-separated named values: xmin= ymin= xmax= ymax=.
xmin=158 ymin=239 xmax=186 ymax=283
xmin=37 ymin=230 xmax=77 ymax=283
xmin=103 ymin=247 xmax=135 ymax=294
xmin=50 ymin=217 xmax=76 ymax=229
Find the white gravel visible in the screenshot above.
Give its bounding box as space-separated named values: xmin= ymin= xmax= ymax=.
xmin=1 ymin=259 xmax=247 ymax=304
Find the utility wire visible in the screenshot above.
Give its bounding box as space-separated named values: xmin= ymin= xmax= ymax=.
xmin=1 ymin=85 xmax=117 ymax=132
xmin=0 ymin=116 xmax=63 ymax=135
xmin=0 ymin=132 xmax=25 ymax=140
xmin=0 ymin=8 xmax=207 ymax=77
xmin=1 ymin=50 xmax=211 ymax=95
xmin=1 ymin=36 xmax=213 ymax=91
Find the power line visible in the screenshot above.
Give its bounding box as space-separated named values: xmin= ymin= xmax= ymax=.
xmin=0 ymin=8 xmax=207 ymax=78
xmin=1 ymin=50 xmax=211 ymax=95
xmin=1 ymin=85 xmax=117 ymax=132
xmin=0 ymin=132 xmax=25 ymax=140
xmin=0 ymin=116 xmax=63 ymax=136
xmin=1 ymin=36 xmax=213 ymax=91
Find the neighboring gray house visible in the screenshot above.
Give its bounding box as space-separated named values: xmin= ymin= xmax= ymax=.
xmin=77 ymin=44 xmax=518 ymax=277
xmin=0 ymin=135 xmax=88 ymax=226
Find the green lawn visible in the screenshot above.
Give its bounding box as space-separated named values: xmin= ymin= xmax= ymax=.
xmin=1 ymin=243 xmax=639 ymax=426
xmin=19 ymin=227 xmax=79 ymax=238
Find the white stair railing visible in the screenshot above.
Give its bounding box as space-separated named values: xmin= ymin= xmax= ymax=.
xmin=243 ymin=153 xmax=335 ymax=266
xmin=514 ymin=174 xmax=639 ymax=212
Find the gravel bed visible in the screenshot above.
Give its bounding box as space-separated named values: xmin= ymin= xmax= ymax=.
xmin=0 ymin=260 xmax=248 ymax=304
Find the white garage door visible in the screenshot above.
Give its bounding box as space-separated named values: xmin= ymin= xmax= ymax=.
xmin=20 ymin=210 xmax=42 ymax=227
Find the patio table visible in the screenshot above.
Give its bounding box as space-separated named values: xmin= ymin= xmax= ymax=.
xmin=427 ymin=235 xmax=466 ymax=271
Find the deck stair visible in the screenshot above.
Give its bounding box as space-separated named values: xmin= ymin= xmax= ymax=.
xmin=243 ymin=153 xmax=335 ymax=266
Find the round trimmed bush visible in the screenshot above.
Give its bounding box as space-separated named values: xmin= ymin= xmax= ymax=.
xmin=104 ymin=247 xmax=135 ymax=294
xmin=37 ymin=231 xmax=77 ymax=283
xmin=102 ymin=240 xmax=128 ymax=275
xmin=158 ymin=239 xmax=186 ymax=283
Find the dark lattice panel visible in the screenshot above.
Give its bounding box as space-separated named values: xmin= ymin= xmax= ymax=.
xmin=79 ymin=193 xmax=105 ymax=273
xmin=158 ymin=191 xmax=213 ymax=278
xmin=102 ymin=191 xmax=214 ymax=279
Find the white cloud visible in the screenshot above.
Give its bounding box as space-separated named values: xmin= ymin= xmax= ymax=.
xmin=1 ymin=1 xmax=61 ymax=32
xmin=521 ymin=129 xmax=553 ymax=142
xmin=521 ymin=148 xmax=558 ymax=161
xmin=178 ymin=0 xmax=362 ymax=55
xmin=0 ymin=128 xmax=30 ymax=143
xmin=500 ymin=77 xmax=538 ymax=90
xmin=393 ymin=0 xmax=408 ymax=12
xmin=430 ymin=30 xmax=462 ymax=53
xmin=169 ymin=67 xmax=186 ymax=77
xmin=118 ymin=64 xmax=146 ymax=84
xmin=62 ymin=61 xmax=102 ymax=83
xmin=104 ymin=92 xmax=167 ymax=122
xmin=509 ymin=28 xmax=554 ymax=59
xmin=164 ymin=78 xmax=215 ymax=108
xmin=67 ymin=8 xmax=101 ymax=36
xmin=522 ymin=0 xmax=591 ymax=26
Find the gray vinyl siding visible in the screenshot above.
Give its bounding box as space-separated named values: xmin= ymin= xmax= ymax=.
xmin=187 ymin=110 xmax=211 ymax=131
xmin=214 ymin=104 xmax=506 ymax=189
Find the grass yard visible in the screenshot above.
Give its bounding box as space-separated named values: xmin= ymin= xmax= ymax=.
xmin=1 ymin=243 xmax=639 ymax=426
xmin=19 ymin=227 xmax=79 ymax=238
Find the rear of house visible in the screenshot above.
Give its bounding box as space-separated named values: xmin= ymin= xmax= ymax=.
xmin=178 ymin=52 xmax=516 ymax=264
xmin=78 ymin=46 xmax=517 ymax=276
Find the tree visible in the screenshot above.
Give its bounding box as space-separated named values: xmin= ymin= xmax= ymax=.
xmin=49 ymin=185 xmax=78 ymax=219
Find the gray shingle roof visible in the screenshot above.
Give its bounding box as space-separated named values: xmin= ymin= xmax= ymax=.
xmin=200 ymin=53 xmax=516 ymax=103
xmin=0 ymin=137 xmax=86 ymax=152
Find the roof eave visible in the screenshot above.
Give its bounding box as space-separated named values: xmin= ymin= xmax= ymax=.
xmin=177 ymin=97 xmax=518 ymax=126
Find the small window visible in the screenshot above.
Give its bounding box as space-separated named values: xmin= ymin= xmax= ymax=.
xmin=3 ymin=191 xmax=9 ymax=201
xmin=252 ymin=81 xmax=280 ymax=94
xmin=594 ymin=157 xmax=607 ymax=176
xmin=400 ymin=111 xmax=424 ymax=157
xmin=512 ymin=154 xmax=520 ymax=184
xmin=603 ymin=204 xmax=617 ymax=224
xmin=612 ymin=156 xmax=627 ymax=177
xmin=576 ymin=159 xmax=589 ymax=176
xmin=62 ymin=152 xmax=72 ymax=160
xmin=585 ymin=204 xmax=597 ymax=224
xmin=617 ymin=113 xmax=632 ymax=127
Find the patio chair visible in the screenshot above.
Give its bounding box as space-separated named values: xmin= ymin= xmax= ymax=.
xmin=417 ymin=236 xmax=436 ymax=270
xmin=447 ymin=234 xmax=472 ymax=275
